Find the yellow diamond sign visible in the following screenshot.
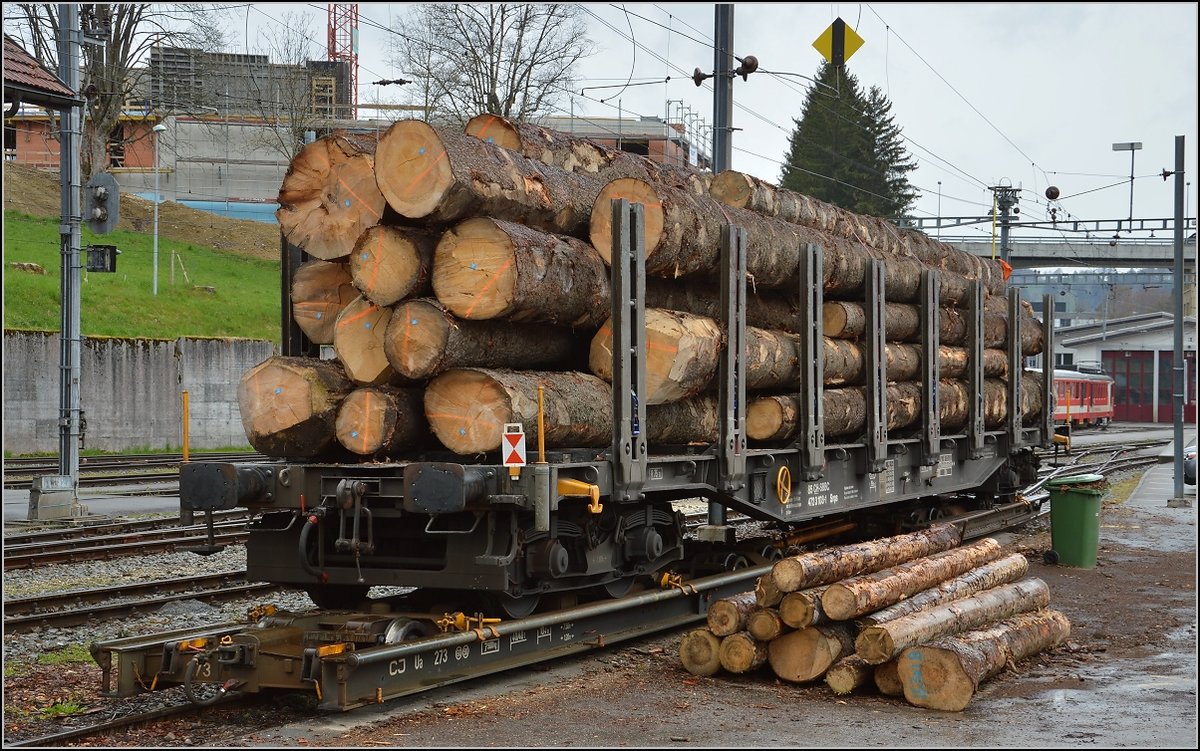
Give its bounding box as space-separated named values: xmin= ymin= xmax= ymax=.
xmin=813 ymin=17 xmax=864 ymax=67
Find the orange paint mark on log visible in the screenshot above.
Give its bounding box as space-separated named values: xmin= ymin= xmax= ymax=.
xmin=360 ymin=390 xmax=373 ymax=454
xmin=335 ymin=176 xmax=382 ymax=220
xmin=400 ymin=149 xmax=448 ymax=199
xmin=462 ymin=257 xmax=513 ymax=318
xmin=338 ymin=304 xmax=379 ymax=328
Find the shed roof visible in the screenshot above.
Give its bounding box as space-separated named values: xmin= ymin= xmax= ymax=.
xmin=4 ymin=33 xmax=79 ymax=111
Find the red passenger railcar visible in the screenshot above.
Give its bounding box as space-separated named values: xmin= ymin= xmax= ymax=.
xmin=1052 ymin=369 xmax=1115 ymax=427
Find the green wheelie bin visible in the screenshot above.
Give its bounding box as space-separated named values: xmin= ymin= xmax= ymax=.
xmin=1045 ymin=473 xmax=1108 ymax=569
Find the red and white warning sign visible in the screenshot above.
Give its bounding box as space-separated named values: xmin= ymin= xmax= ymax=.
xmin=502 ymin=423 xmax=526 ymax=467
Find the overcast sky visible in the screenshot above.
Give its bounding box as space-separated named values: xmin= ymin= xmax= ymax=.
xmin=241 ymin=2 xmax=1197 ymax=244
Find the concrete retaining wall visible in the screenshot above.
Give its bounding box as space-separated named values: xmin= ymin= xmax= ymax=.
xmin=3 ymin=330 xmax=274 ymax=454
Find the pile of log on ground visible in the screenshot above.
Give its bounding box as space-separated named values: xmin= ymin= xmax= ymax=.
xmin=246 ymin=114 xmax=1046 ymax=460
xmin=678 ymin=522 xmax=1071 ymax=712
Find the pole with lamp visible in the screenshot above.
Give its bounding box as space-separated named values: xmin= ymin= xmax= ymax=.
xmin=1112 ymin=141 xmax=1142 ymax=226
xmin=151 ymin=122 xmax=166 ymax=295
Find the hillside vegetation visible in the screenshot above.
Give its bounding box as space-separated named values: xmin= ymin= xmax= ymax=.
xmin=3 ymin=163 xmax=283 ymax=342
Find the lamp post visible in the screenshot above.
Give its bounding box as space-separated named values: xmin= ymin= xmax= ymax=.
xmin=152 ymin=122 xmax=167 ymax=295
xmin=1112 ymin=141 xmax=1142 ymax=225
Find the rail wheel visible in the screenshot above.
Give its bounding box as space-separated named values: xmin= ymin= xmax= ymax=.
xmin=489 ymin=593 xmax=541 ymax=619
xmin=602 ymin=576 xmax=638 ymax=598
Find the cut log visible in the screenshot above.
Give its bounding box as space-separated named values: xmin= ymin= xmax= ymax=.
xmin=755 ymin=574 xmax=784 ymax=608
xmin=825 ymin=654 xmax=876 ymax=695
xmin=708 ymin=168 xmax=1005 ymax=295
xmin=898 ymin=609 xmax=1071 ymax=711
xmin=464 ymin=112 xmax=711 ymax=195
xmin=423 ymin=368 xmax=612 ymax=455
xmin=349 ymin=224 xmax=438 ymax=306
xmin=679 ymin=627 xmax=723 ymax=677
xmin=707 ymin=591 xmax=760 ymax=637
xmin=276 ymin=132 xmax=386 ymax=260
xmin=719 ymin=632 xmax=771 ymax=674
xmin=335 ymin=386 xmax=427 ymax=456
xmin=778 ymin=586 xmax=830 ymax=629
xmin=854 ymin=577 xmax=1052 ymax=664
xmin=374 ymin=119 xmax=600 ymax=237
xmin=384 ymin=298 xmax=574 ymax=381
xmin=822 ymin=299 xmax=1044 ymax=357
xmin=432 ymin=216 xmax=611 ymax=327
xmin=747 ymin=607 xmax=791 ymax=642
xmin=238 ymin=356 xmax=354 ymax=458
xmin=646 ymin=395 xmax=719 ymax=444
xmin=590 ymin=176 xmax=979 ymax=303
xmin=874 ymin=659 xmax=904 ymax=696
xmin=767 ymin=623 xmax=856 ymax=683
xmin=858 ymin=552 xmax=1030 ymax=627
xmin=770 ymin=522 xmax=962 ymax=594
xmin=290 ymin=259 xmax=358 ymax=345
xmin=820 ymin=537 xmax=1006 ymax=621
xmin=333 ymin=295 xmax=397 ymax=386
xmin=589 ymin=309 xmax=722 ymax=405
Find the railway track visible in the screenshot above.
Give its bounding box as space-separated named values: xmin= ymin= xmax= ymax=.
xmin=3 ymin=451 xmax=262 ymax=490
xmin=2 ymin=523 xmax=250 ymax=571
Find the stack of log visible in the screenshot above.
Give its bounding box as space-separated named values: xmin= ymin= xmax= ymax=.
xmin=243 ymin=113 xmax=1046 ymax=459
xmin=678 ymin=522 xmax=1071 ymax=712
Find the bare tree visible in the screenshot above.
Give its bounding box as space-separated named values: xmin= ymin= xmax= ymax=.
xmin=12 ymin=3 xmax=231 ymax=179
xmin=389 ymin=3 xmax=595 ymax=125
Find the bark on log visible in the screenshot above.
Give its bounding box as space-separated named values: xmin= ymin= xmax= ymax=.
xmin=767 ymin=623 xmax=856 ymax=683
xmin=276 ymin=132 xmax=386 ymax=260
xmin=858 ymin=552 xmax=1030 ymax=627
xmin=874 ymin=659 xmax=904 ymax=696
xmin=432 ymin=216 xmax=611 ymax=327
xmin=374 ymin=119 xmax=601 ymax=237
xmin=826 ymin=654 xmax=876 ymax=695
xmin=335 ymin=386 xmax=427 ymax=456
xmin=770 ymin=523 xmax=962 ymax=594
xmin=423 ymin=368 xmax=613 ymax=454
xmin=822 ymin=299 xmax=1043 ymax=356
xmin=854 ymin=577 xmax=1052 ymax=664
xmin=349 ymin=224 xmax=438 ymax=306
xmin=464 ymin=113 xmax=712 ymax=195
xmin=590 ymin=176 xmax=980 ymax=303
xmin=755 ymin=574 xmax=784 ymax=608
xmin=238 ymin=356 xmax=354 ymax=458
xmin=779 ymin=586 xmax=830 ymax=629
xmin=646 ymin=396 xmax=720 ymax=444
xmin=707 ymin=591 xmax=760 ymax=637
xmin=898 ymin=609 xmax=1071 ymax=711
xmin=589 ymin=309 xmax=723 ymax=405
xmin=719 ymin=632 xmax=771 ymax=674
xmin=820 ymin=538 xmax=1006 ymax=621
xmin=679 ymin=627 xmax=723 ymax=677
xmin=333 ymin=295 xmax=397 ymax=386
xmin=708 ymin=169 xmax=1005 ymax=295
xmin=290 ymin=259 xmax=358 ymax=345
xmin=384 ymin=298 xmax=574 ymax=380
xmin=747 ymin=607 xmax=791 ymax=643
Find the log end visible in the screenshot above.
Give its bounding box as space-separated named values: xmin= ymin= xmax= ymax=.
xmin=350 ymin=225 xmax=431 ymax=307
xmin=333 ymin=296 xmax=397 ymax=386
xmin=465 ymin=113 xmax=523 ymax=151
xmin=588 ymin=177 xmax=665 ymax=264
xmin=819 ymin=583 xmax=857 ymax=622
xmin=385 ymin=299 xmax=451 ymax=380
xmin=678 ymin=628 xmax=723 ymax=677
xmin=746 ymin=396 xmax=788 ymax=442
xmin=898 ymin=645 xmax=975 ymax=712
xmin=376 ymin=120 xmax=454 ymax=219
xmin=335 ymin=387 xmax=393 ymax=455
xmin=423 ymin=368 xmax=511 ymax=454
xmin=291 ymin=260 xmax=358 ymax=345
xmin=854 ymin=626 xmax=897 ymax=666
xmin=709 ymin=170 xmax=753 ymax=209
xmin=432 ymin=217 xmax=517 ymax=320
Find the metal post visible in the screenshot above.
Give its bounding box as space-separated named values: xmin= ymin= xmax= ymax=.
xmin=153 ymin=123 xmax=161 ymax=295
xmin=712 ymin=4 xmax=734 ymax=174
xmin=1170 ymin=135 xmax=1188 ymax=505
xmin=182 ymin=390 xmax=190 ymax=462
xmin=993 ymin=186 xmax=1019 ymax=264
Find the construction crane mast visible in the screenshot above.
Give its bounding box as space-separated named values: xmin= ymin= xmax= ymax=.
xmin=327 ymin=3 xmax=359 ymax=120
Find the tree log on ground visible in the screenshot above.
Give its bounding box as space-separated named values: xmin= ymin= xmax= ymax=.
xmin=384 ymin=298 xmax=574 ymax=380
xmin=349 ymin=225 xmax=438 ymax=306
xmin=767 ymin=623 xmax=856 ymax=683
xmin=276 ymin=132 xmax=386 ymax=260
xmin=333 ymin=295 xmax=398 ymax=386
xmin=755 ymin=573 xmax=784 ymax=608
xmin=589 ymin=177 xmax=979 ymax=303
xmin=290 ymin=259 xmax=358 ymax=345
xmin=464 ymin=113 xmax=712 ymax=195
xmin=679 ymin=627 xmax=723 ymax=677
xmin=747 ymin=607 xmax=791 ymax=643
xmin=375 ymin=119 xmax=601 ymax=237
xmin=898 ymin=609 xmax=1071 ymax=711
xmin=432 ymin=217 xmax=611 ymax=327
xmin=423 ymin=368 xmax=613 ymax=454
xmin=335 ymin=386 xmax=427 ymax=456
xmin=874 ymin=659 xmax=904 ymax=696
xmin=770 ymin=523 xmax=962 ymax=594
xmin=820 ymin=538 xmax=1006 ymax=621
xmin=719 ymin=632 xmax=771 ymax=674
xmin=857 ymin=552 xmax=1030 ymax=628
xmin=707 ymin=591 xmax=760 ymax=637
xmin=708 ymin=169 xmax=1004 ymax=295
xmin=855 ymin=577 xmax=1052 ymax=664
xmin=238 ymin=356 xmax=354 ymax=458
xmin=779 ymin=586 xmax=830 ymax=629
xmin=826 ymin=654 xmax=876 ymax=695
